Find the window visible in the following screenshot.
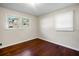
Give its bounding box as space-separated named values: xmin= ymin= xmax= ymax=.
xmin=6 ymin=16 xmax=30 ymax=29
xmin=55 ymin=11 xmax=74 ymax=32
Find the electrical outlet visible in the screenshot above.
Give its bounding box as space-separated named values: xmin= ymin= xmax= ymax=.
xmin=0 ymin=43 xmax=2 ymax=46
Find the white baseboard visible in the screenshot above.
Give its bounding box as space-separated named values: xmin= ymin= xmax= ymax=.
xmin=1 ymin=37 xmax=79 ymax=52
xmin=39 ymin=37 xmax=79 ymax=51
xmin=0 ymin=37 xmax=37 ymax=49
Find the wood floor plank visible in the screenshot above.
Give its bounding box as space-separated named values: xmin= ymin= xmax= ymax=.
xmin=0 ymin=38 xmax=79 ymax=56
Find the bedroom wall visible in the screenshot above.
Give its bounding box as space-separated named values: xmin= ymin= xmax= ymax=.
xmin=0 ymin=7 xmax=38 ymax=48
xmin=38 ymin=5 xmax=79 ymax=51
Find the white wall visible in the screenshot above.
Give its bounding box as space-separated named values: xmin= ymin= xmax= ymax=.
xmin=0 ymin=7 xmax=38 ymax=48
xmin=38 ymin=5 xmax=79 ymax=51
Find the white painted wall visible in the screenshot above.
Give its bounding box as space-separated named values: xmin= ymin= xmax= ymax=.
xmin=38 ymin=5 xmax=79 ymax=51
xmin=0 ymin=7 xmax=38 ymax=48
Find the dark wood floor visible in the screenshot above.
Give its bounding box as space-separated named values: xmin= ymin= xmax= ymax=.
xmin=0 ymin=38 xmax=79 ymax=56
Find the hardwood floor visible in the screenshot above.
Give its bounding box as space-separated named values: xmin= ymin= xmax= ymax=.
xmin=0 ymin=38 xmax=79 ymax=56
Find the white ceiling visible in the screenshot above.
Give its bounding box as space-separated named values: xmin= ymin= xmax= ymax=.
xmin=0 ymin=3 xmax=77 ymax=16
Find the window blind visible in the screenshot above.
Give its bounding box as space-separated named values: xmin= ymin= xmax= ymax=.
xmin=55 ymin=11 xmax=74 ymax=31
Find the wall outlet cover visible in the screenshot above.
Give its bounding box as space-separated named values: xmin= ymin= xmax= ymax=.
xmin=0 ymin=43 xmax=2 ymax=46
